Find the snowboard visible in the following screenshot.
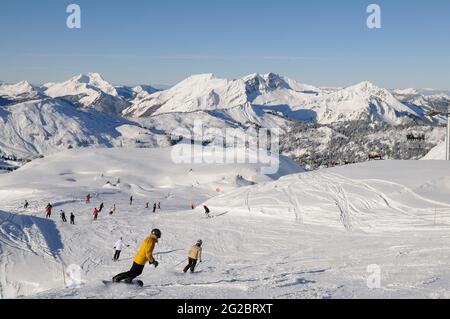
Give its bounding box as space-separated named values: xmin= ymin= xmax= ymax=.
xmin=102 ymin=279 xmax=144 ymax=287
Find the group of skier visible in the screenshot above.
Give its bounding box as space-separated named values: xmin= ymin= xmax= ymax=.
xmin=112 ymin=229 xmax=204 ymax=284
xmin=36 ymin=192 xmax=166 ymax=223
xmin=145 ymin=201 xmax=161 ymax=212
xmin=25 ymin=190 xmax=209 ymax=285
xmin=60 ymin=210 xmax=75 ymax=224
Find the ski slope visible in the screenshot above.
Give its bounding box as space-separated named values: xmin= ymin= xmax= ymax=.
xmin=1 ymin=148 xmax=450 ymax=299
xmin=0 ymin=146 xmax=301 ymax=298
xmin=422 ymin=142 xmax=446 ymax=160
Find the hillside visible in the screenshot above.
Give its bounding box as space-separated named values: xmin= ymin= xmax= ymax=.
xmin=2 ymin=151 xmax=450 ymax=298
xmin=0 ymin=146 xmax=302 ymax=298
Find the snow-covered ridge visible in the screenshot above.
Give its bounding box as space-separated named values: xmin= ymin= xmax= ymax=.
xmin=295 ymin=81 xmax=422 ymax=124
xmin=0 ymin=98 xmax=163 ymax=158
xmin=124 ymin=73 xmax=435 ymax=126
xmin=0 ymin=81 xmax=42 ymax=101
xmin=44 ymin=73 xmax=118 ymax=98
xmin=43 ymin=73 xmax=130 ymax=115
xmin=123 ymin=73 xmax=322 ymax=117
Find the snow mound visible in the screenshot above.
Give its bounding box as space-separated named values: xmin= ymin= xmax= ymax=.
xmin=0 ymin=210 xmax=65 ymax=298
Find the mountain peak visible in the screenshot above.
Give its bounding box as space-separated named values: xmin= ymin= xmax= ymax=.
xmin=0 ymin=80 xmax=38 ymax=98
xmin=72 ymin=72 xmax=107 ymax=84
xmin=351 ymin=81 xmax=380 ymax=91
xmin=46 ymin=73 xmax=118 ymax=99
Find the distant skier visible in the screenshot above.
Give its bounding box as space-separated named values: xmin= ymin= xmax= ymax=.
xmin=203 ymin=205 xmax=210 ymax=218
xmin=93 ymin=207 xmax=99 ymax=220
xmin=183 ymin=240 xmax=203 ymax=273
xmin=153 ymin=203 xmax=157 ymax=213
xmin=130 ymin=196 xmax=133 ymax=206
xmin=98 ymin=202 xmax=104 ymax=212
xmin=109 ymin=204 xmax=116 ymax=215
xmin=157 ymin=202 xmax=161 ymax=210
xmin=146 ymin=202 xmax=149 ymax=209
xmin=113 ymin=237 xmax=130 ymax=261
xmin=112 ymin=229 xmax=161 ymax=283
xmin=45 ymin=203 xmax=53 ymax=218
xmin=86 ymin=194 xmax=91 ymax=204
xmin=60 ymin=210 xmax=67 ymax=222
xmin=24 ymin=200 xmax=29 ymax=209
xmin=70 ymin=213 xmax=75 ymax=225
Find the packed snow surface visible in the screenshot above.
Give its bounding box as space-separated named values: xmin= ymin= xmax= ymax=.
xmin=0 ymin=146 xmax=302 ymax=298
xmin=1 ymin=148 xmax=450 ymax=299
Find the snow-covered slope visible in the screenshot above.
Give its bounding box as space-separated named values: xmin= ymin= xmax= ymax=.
xmin=123 ymin=74 xmax=248 ymax=117
xmin=0 ymin=98 xmax=157 ymax=158
xmin=44 ymin=73 xmax=130 ymax=115
xmin=115 ymin=85 xmax=159 ymax=102
xmin=0 ymin=81 xmax=42 ymax=103
xmin=422 ymin=142 xmax=446 ymax=160
xmin=0 ymin=146 xmax=302 ymax=298
xmin=3 ymin=155 xmax=450 ymax=299
xmin=291 ymin=81 xmax=423 ymax=125
xmin=124 ymin=73 xmax=427 ymax=125
xmin=207 ymin=160 xmax=450 ymax=232
xmin=392 ymin=88 xmax=449 ymax=124
xmin=123 ymin=73 xmax=321 ymax=118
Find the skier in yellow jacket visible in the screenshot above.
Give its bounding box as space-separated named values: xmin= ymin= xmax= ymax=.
xmin=112 ymin=229 xmax=161 ymax=283
xmin=183 ymin=240 xmax=203 ymax=273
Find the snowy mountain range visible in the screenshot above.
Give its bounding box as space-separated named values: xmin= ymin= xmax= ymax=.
xmin=124 ymin=73 xmax=449 ymax=126
xmin=0 ymin=72 xmax=449 ymax=164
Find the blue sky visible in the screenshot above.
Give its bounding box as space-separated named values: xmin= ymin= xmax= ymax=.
xmin=1 ymin=0 xmax=449 ymax=89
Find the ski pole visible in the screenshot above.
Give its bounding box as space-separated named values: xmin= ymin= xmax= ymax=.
xmin=174 ymin=259 xmax=186 ymax=268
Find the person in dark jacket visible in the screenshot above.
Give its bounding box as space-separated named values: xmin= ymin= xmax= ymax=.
xmin=60 ymin=210 xmax=67 ymax=222
xmin=70 ymin=213 xmax=75 ymax=225
xmin=45 ymin=203 xmax=53 ymax=218
xmin=203 ymin=205 xmax=210 ymax=218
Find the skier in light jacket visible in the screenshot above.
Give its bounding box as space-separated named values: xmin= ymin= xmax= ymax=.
xmin=113 ymin=237 xmax=129 ymax=261
xmin=183 ymin=240 xmax=203 ymax=273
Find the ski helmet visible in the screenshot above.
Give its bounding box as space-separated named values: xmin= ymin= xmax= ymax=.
xmin=151 ymin=228 xmax=162 ymax=239
xmin=197 ymin=239 xmax=203 ymax=246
